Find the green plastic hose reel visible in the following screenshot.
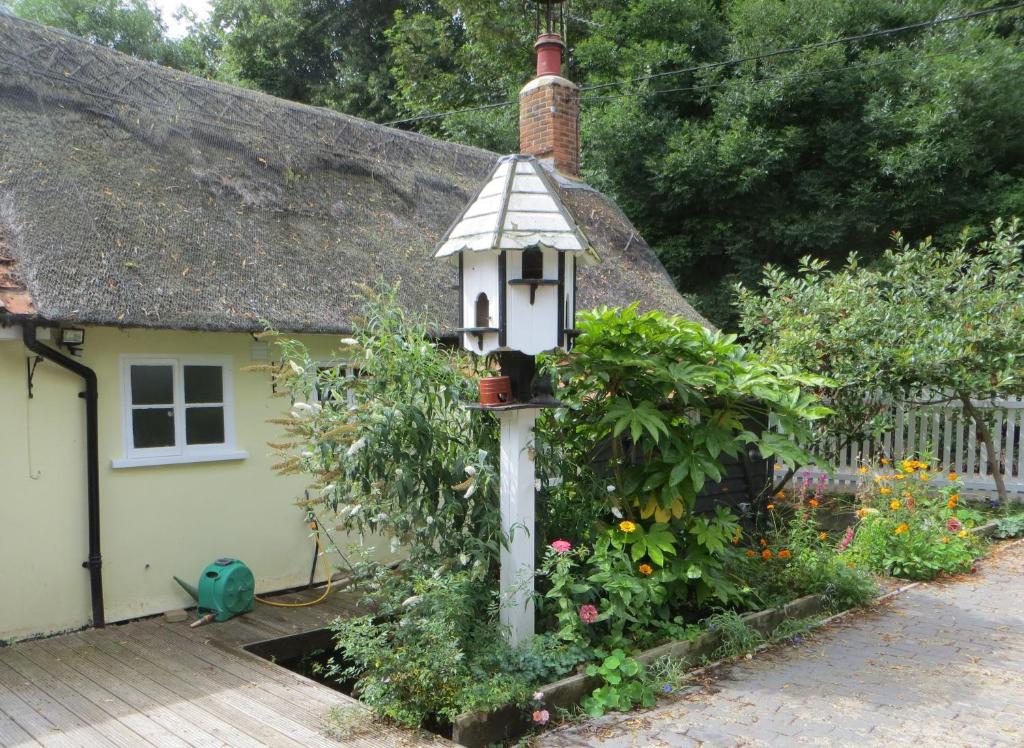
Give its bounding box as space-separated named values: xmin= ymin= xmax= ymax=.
xmin=174 ymin=558 xmax=255 ymax=622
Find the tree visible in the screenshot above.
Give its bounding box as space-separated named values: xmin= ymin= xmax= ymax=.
xmin=205 ymin=0 xmax=413 ymax=120
xmin=12 ymin=0 xmax=181 ymax=64
xmin=735 ymin=220 xmax=1024 ymax=502
xmin=385 ymin=0 xmax=1024 ymax=327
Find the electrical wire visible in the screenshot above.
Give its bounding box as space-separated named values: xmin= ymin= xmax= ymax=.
xmin=579 ymin=0 xmax=1024 ymax=93
xmin=382 ymin=1 xmax=1024 ymax=125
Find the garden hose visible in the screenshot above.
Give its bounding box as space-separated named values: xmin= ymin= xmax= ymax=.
xmin=255 ymin=522 xmax=334 ymax=608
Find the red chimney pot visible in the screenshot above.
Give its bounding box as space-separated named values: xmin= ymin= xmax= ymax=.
xmin=535 ymin=33 xmax=565 ymax=77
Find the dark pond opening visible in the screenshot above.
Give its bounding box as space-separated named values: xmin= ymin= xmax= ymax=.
xmin=245 ymin=628 xmax=455 ymax=740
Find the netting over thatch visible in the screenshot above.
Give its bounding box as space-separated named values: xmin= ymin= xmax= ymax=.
xmin=0 ymin=12 xmax=707 ymax=333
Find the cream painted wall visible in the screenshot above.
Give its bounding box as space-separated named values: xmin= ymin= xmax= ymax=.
xmin=0 ymin=326 xmax=384 ymax=641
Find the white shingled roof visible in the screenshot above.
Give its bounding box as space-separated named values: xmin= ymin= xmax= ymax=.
xmin=433 ymin=155 xmax=599 ymax=262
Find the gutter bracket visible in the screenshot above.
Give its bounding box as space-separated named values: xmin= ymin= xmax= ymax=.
xmin=26 ymin=355 xmax=42 ymax=398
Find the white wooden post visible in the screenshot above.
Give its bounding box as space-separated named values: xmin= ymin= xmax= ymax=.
xmin=497 ymin=408 xmax=537 ymax=647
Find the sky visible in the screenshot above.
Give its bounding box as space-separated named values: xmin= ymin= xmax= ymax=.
xmin=152 ymin=0 xmax=211 ymax=39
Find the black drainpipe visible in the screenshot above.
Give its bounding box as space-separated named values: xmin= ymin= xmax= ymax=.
xmin=23 ymin=322 xmax=105 ymax=628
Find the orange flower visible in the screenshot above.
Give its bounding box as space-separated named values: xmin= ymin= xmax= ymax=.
xmin=746 ymin=550 xmax=757 ymax=558
xmin=809 ymin=499 xmax=820 ymax=508
xmin=759 ymin=538 xmax=767 ymax=548
xmin=766 ymin=503 xmax=776 ymax=510
xmin=778 ymin=549 xmax=792 ymax=559
xmin=775 ymin=491 xmax=786 ymax=499
xmin=880 ymin=487 xmax=892 ymax=495
xmin=918 ymin=472 xmax=930 ymax=481
xmin=947 ymin=499 xmax=958 ymax=510
xmin=638 ymin=563 xmax=653 ymax=576
xmin=762 ymin=549 xmax=773 ymax=560
xmin=948 ymin=472 xmax=958 ymax=481
xmin=731 ymin=534 xmax=741 ymax=545
xmin=819 ymin=532 xmax=828 ymax=541
xmin=894 ymin=523 xmax=910 ymax=535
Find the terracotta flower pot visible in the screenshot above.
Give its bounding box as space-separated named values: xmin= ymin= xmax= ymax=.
xmin=479 ymin=376 xmax=512 ymax=406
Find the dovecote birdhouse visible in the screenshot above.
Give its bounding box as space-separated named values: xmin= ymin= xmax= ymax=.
xmin=434 ymin=154 xmax=599 ymax=358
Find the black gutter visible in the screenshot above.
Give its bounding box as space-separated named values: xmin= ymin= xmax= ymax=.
xmin=22 ymin=323 xmax=105 ymax=628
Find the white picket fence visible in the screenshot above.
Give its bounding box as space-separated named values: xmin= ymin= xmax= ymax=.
xmin=801 ymin=395 xmax=1024 ymax=501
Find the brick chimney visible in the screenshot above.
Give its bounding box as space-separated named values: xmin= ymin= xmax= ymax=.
xmin=519 ymin=32 xmax=580 ymax=178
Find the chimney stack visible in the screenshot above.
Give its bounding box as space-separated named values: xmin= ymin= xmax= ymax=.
xmin=519 ymin=18 xmax=579 ymax=178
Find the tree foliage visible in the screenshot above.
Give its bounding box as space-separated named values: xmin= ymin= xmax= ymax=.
xmin=735 ymin=219 xmax=1024 ymax=501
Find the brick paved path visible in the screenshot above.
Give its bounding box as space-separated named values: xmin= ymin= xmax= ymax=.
xmin=539 ymin=540 xmax=1024 ymax=747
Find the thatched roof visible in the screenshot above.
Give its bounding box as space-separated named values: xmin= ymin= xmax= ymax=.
xmin=0 ymin=12 xmax=708 ymax=334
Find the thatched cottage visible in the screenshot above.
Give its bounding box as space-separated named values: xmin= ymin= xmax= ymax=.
xmin=0 ymin=11 xmax=701 ymax=641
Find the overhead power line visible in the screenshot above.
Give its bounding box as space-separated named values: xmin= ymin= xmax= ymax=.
xmin=383 ymin=1 xmax=1024 ymax=126
xmin=579 ymin=0 xmax=1024 ymax=93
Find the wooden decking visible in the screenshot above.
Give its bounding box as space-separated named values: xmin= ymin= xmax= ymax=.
xmin=0 ymin=585 xmax=448 ymax=747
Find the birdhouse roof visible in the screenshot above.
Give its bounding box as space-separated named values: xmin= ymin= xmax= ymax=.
xmin=434 ymin=155 xmax=599 ymax=262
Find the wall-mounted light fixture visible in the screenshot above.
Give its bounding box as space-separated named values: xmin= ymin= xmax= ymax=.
xmin=59 ymin=327 xmax=85 ymax=353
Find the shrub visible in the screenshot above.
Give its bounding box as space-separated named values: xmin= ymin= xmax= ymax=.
xmin=844 ymin=458 xmax=984 ymax=580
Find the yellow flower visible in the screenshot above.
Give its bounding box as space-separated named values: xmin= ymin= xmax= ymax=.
xmin=858 ymin=466 xmax=868 ymax=474
xmin=889 ymin=499 xmax=901 ymax=510
xmin=941 ymin=536 xmax=950 ymax=544
xmin=918 ymin=472 xmax=930 ymax=481
xmin=619 ymin=520 xmax=637 ymax=534
xmin=638 ymin=563 xmax=653 ymax=576
xmin=881 ymin=457 xmax=891 ymax=465
xmin=880 ymin=486 xmax=892 ymax=495
xmin=857 ymin=507 xmax=879 ymax=519
xmin=958 ymin=529 xmax=969 ymax=538
xmin=894 ymin=523 xmax=910 ymax=535
xmin=894 ymin=474 xmax=907 ymax=481
xmin=819 ymin=532 xmax=828 ymax=541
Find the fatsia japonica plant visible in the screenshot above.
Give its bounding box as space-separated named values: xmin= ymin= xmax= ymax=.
xmin=538 ymin=305 xmax=830 ymax=606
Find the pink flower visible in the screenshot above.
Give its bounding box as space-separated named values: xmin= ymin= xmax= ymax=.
xmin=579 ymin=604 xmax=598 ymax=624
xmin=947 ymin=518 xmax=963 ymax=533
xmin=550 ymin=539 xmax=572 ymax=553
xmin=838 ymin=526 xmax=855 ymax=552
xmin=532 ymin=709 xmax=550 ymax=725
xmin=532 ymin=691 xmax=544 ymax=702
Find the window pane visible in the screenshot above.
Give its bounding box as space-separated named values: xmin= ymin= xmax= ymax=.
xmin=130 ymin=365 xmax=173 ymax=405
xmin=186 ymin=407 xmax=225 ymax=445
xmin=132 ymin=408 xmax=175 ymax=448
xmin=184 ymin=366 xmax=223 ymax=404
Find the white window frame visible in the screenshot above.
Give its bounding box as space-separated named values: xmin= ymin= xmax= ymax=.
xmin=311 ymin=361 xmax=359 ymax=407
xmin=113 ymin=354 xmax=248 ymax=468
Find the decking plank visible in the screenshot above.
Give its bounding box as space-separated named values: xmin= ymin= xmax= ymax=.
xmin=0 ymin=693 xmax=42 ymax=748
xmin=0 ymin=679 xmax=77 ymax=748
xmin=0 ymin=657 xmax=116 ymax=748
xmin=56 ymin=635 xmax=252 ymax=748
xmin=16 ymin=642 xmax=188 ymax=748
xmin=75 ymin=631 xmax=281 ymax=748
xmin=0 ymin=649 xmax=151 ymax=748
xmin=153 ymin=621 xmax=342 ymax=707
xmin=80 ymin=630 xmax=309 ymax=748
xmin=104 ymin=628 xmax=342 ymax=747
